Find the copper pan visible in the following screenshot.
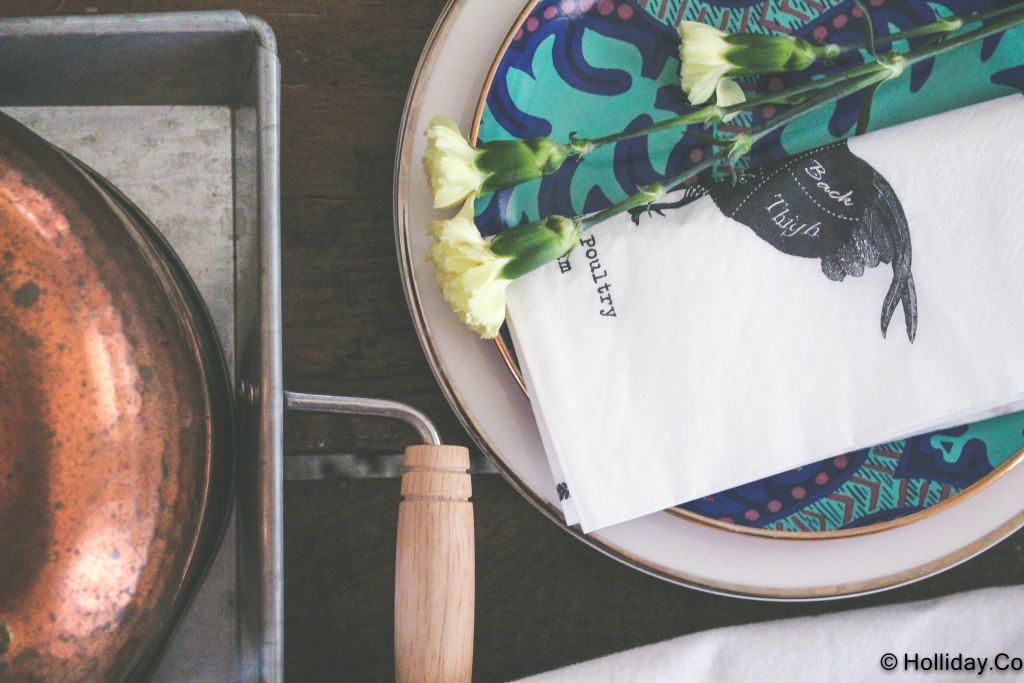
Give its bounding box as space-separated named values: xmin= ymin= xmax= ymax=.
xmin=0 ymin=110 xmax=233 ymax=682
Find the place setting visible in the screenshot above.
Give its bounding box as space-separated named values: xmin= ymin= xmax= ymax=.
xmin=396 ymin=0 xmax=1024 ymax=598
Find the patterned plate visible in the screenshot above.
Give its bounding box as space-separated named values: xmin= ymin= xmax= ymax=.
xmin=473 ymin=0 xmax=1024 ymax=537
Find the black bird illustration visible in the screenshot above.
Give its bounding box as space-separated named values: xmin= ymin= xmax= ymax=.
xmin=631 ymin=141 xmax=917 ymax=341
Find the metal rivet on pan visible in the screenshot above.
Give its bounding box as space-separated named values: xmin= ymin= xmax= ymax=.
xmin=239 ymin=381 xmax=259 ymax=405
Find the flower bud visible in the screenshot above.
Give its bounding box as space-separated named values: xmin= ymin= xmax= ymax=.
xmin=490 ymin=215 xmax=583 ymax=280
xmin=423 ymin=115 xmax=572 ymax=209
xmin=679 ymin=21 xmax=833 ymax=107
xmin=426 ymin=202 xmax=581 ymax=338
xmin=477 ymin=137 xmax=572 ymax=195
xmin=720 ymin=32 xmax=821 ymax=75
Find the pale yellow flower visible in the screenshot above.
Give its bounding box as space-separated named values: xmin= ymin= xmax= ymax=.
xmin=679 ymin=22 xmax=741 ymax=106
xmin=423 ymin=116 xmax=574 ymax=209
xmin=678 ymin=21 xmax=827 ymax=109
xmin=427 ymin=200 xmax=583 ymax=338
xmin=713 ymin=77 xmax=746 ymax=115
xmin=428 ymin=200 xmax=513 ymax=338
xmin=423 ymin=116 xmax=487 ymax=209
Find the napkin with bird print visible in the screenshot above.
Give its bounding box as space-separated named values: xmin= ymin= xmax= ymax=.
xmin=506 ymin=95 xmax=1024 ymax=532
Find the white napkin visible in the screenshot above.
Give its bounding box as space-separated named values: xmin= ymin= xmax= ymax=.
xmin=506 ymin=95 xmax=1024 ymax=532
xmin=512 ymin=585 xmax=1024 ymax=682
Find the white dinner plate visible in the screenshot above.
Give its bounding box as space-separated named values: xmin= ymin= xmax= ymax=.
xmin=394 ymin=0 xmax=1024 ymax=599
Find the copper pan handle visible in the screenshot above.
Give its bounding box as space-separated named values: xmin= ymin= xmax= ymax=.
xmin=283 ymin=392 xmax=474 ymax=683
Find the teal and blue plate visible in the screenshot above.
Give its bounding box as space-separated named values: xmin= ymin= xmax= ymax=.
xmin=474 ymin=0 xmax=1024 ymax=536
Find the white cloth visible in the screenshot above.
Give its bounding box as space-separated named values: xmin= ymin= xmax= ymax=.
xmin=506 ymin=95 xmax=1024 ymax=531
xmin=514 ymin=585 xmax=1024 ymax=682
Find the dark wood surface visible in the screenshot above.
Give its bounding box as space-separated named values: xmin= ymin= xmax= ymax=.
xmin=4 ymin=2 xmax=1024 ymax=681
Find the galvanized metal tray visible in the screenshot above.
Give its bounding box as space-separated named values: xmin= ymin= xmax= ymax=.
xmin=0 ymin=12 xmax=282 ymax=681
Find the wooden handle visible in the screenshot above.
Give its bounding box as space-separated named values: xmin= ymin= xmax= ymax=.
xmin=395 ymin=445 xmax=474 ymax=683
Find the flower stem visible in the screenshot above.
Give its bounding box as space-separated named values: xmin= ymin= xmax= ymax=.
xmin=898 ymin=5 xmax=1024 ymax=66
xmin=575 ymin=3 xmax=1024 ymax=153
xmin=746 ymin=70 xmax=889 ymax=145
xmin=576 ymin=70 xmax=889 ymax=232
xmin=579 ymin=182 xmax=670 ymax=230
xmin=734 ymin=8 xmax=1024 ymax=141
xmin=852 ymin=0 xmax=877 ymax=55
xmin=509 ymin=1 xmax=1024 ymax=237
xmin=583 ymin=61 xmax=885 ymax=148
xmin=578 ymin=149 xmax=731 ymax=231
xmin=586 ymin=109 xmax=718 ymax=147
xmin=835 ymin=19 xmax=955 ymax=54
xmin=829 ymin=3 xmax=1024 ymax=57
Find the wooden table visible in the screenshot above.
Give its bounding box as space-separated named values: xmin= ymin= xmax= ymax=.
xmin=4 ymin=1 xmax=1024 ymax=681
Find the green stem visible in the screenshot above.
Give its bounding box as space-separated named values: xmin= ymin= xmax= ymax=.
xmin=830 ymin=3 xmax=1024 ymax=57
xmin=583 ymin=62 xmax=892 ymax=152
xmin=726 ymin=60 xmax=883 ymax=109
xmin=578 ymin=183 xmax=668 ymax=230
xmin=584 ymin=60 xmax=882 ymax=147
xmin=578 ymin=3 xmax=1024 ymax=153
xmin=746 ymin=70 xmax=888 ymax=145
xmin=579 ymin=149 xmax=730 ymax=231
xmin=852 ymin=0 xmax=877 ymax=55
xmin=546 ymin=2 xmax=1024 ymax=233
xmin=659 ymin=149 xmax=732 ymax=193
xmin=585 ymin=62 xmax=884 ymax=148
xmin=855 ymin=81 xmax=881 ymax=135
xmin=730 ymin=9 xmax=1024 ymax=143
xmin=587 ymin=109 xmax=717 ymax=147
xmin=899 ymin=6 xmax=1024 ymax=66
xmin=847 ymin=20 xmax=955 ymax=51
xmin=577 ymin=71 xmax=886 ymax=232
